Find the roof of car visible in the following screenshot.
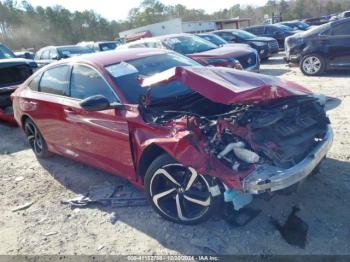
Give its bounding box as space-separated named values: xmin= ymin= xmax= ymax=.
xmin=55 ymin=48 xmax=170 ymax=68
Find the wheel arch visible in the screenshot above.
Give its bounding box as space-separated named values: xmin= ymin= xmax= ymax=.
xmin=136 ymin=143 xmax=168 ymax=181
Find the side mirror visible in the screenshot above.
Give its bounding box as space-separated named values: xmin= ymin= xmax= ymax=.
xmin=79 ymin=95 xmax=124 ymax=112
xmin=52 ymin=55 xmax=60 ymax=60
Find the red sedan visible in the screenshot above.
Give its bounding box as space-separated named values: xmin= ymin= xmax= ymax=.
xmin=12 ymin=48 xmax=333 ymax=224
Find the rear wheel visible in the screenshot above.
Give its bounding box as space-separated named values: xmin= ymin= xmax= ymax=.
xmin=24 ymin=118 xmax=52 ymax=158
xmin=300 ymin=54 xmax=325 ymax=76
xmin=144 ymin=154 xmax=219 ymax=224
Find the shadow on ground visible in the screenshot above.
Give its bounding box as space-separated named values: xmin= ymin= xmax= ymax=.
xmin=0 ymin=123 xmax=28 ymax=154
xmin=36 ymin=154 xmax=350 ymax=255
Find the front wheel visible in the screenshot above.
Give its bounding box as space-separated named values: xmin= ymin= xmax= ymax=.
xmin=144 ymin=154 xmax=220 ymax=224
xmin=300 ymin=54 xmax=325 ymax=76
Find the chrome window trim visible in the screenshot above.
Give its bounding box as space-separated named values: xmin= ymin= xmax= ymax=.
xmin=28 ymin=62 xmax=121 ymax=103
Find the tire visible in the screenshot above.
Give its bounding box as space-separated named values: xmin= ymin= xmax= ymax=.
xmin=144 ymin=154 xmax=220 ymax=225
xmin=24 ymin=118 xmax=52 ymax=158
xmin=0 ymin=95 xmax=11 ymax=107
xmin=300 ymin=54 xmax=326 ymax=76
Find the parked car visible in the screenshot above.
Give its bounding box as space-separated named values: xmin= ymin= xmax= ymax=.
xmin=303 ymin=16 xmax=330 ymax=26
xmin=244 ymin=24 xmax=300 ymax=48
xmin=338 ymin=10 xmax=350 ymax=19
xmin=13 ymin=48 xmax=334 ymax=224
xmin=118 ymin=33 xmax=246 ymax=70
xmin=35 ymin=45 xmax=94 ymax=67
xmin=285 ymin=18 xmax=350 ymax=76
xmin=77 ymin=41 xmax=120 ymax=52
xmin=196 ymin=33 xmax=260 ymax=71
xmin=0 ymin=43 xmax=36 ymax=124
xmin=279 ymin=21 xmax=311 ymax=31
xmin=14 ymin=51 xmax=35 ymax=60
xmin=212 ymin=29 xmax=278 ymax=60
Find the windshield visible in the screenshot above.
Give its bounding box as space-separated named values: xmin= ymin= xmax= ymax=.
xmin=106 ymin=52 xmax=202 ymax=104
xmin=0 ymin=44 xmax=16 ymax=59
xmin=233 ymin=30 xmax=256 ymax=40
xmin=58 ymin=46 xmax=93 ymax=57
xmin=274 ymin=24 xmax=294 ymax=32
xmin=199 ymin=34 xmax=227 ymax=46
xmin=302 ymin=22 xmax=330 ymax=37
xmin=162 ymin=35 xmax=217 ymax=55
xmin=99 ymin=42 xmax=117 ymax=51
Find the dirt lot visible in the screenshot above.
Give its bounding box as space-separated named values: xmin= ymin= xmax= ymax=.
xmin=0 ymin=53 xmax=349 ymax=256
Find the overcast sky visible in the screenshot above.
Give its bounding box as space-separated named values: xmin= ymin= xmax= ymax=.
xmin=27 ymin=0 xmax=268 ymax=21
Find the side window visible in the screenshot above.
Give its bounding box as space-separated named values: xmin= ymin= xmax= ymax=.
xmin=41 ymin=50 xmax=50 ymax=60
xmin=70 ymin=65 xmax=117 ymax=103
xmin=332 ymin=23 xmax=350 ymax=36
xmin=39 ymin=65 xmax=70 ymax=96
xmin=265 ymin=27 xmax=276 ymax=34
xmin=28 ymin=73 xmax=42 ymax=91
xmin=255 ymin=27 xmax=265 ymax=34
xmin=49 ymin=48 xmax=59 ymax=59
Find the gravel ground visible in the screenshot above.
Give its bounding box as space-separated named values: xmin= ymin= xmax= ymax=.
xmin=0 ymin=53 xmax=349 ymax=256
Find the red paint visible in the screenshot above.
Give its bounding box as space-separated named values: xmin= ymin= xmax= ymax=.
xmin=12 ymin=49 xmax=313 ymax=190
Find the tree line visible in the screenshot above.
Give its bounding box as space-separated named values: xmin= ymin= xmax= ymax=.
xmin=1 ymin=0 xmax=350 ymax=51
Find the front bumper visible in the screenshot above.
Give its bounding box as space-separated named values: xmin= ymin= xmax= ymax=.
xmin=242 ymin=126 xmax=333 ymax=194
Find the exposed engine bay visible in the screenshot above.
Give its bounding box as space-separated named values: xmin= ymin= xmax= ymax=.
xmin=141 ymin=93 xmax=330 ymax=171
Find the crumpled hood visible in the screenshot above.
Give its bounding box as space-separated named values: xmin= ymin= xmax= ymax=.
xmin=189 ymin=46 xmax=254 ymax=58
xmin=142 ymin=66 xmax=311 ymax=104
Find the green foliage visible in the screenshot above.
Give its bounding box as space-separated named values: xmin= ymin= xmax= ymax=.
xmin=1 ymin=0 xmax=350 ymax=50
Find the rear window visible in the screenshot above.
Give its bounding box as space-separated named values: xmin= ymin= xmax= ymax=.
xmin=106 ymin=52 xmax=201 ymax=104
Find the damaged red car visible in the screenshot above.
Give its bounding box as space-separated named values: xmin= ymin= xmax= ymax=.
xmin=12 ymin=49 xmax=334 ymax=224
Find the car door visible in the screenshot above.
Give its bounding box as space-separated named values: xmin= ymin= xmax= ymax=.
xmin=24 ymin=64 xmax=72 ymax=148
xmin=61 ymin=63 xmax=135 ymax=178
xmin=324 ymin=21 xmax=350 ymax=67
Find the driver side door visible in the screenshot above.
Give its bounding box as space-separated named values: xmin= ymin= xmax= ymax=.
xmin=62 ymin=63 xmax=135 ymax=179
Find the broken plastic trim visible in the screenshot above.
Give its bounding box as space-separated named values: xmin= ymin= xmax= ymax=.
xmin=242 ymin=126 xmax=333 ymax=194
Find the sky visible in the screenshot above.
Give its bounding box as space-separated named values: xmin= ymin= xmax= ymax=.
xmin=27 ymin=0 xmax=268 ymax=21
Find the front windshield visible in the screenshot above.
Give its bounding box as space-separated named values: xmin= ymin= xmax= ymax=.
xmin=58 ymin=46 xmax=93 ymax=57
xmin=199 ymin=34 xmax=227 ymax=46
xmin=162 ymin=35 xmax=217 ymax=55
xmin=274 ymin=24 xmax=294 ymax=31
xmin=302 ymin=22 xmax=330 ymax=37
xmin=0 ymin=44 xmax=16 ymax=59
xmin=233 ymin=30 xmax=256 ymax=40
xmin=296 ymin=21 xmax=310 ymax=30
xmin=106 ymin=52 xmax=202 ymax=104
xmin=99 ymin=42 xmax=117 ymax=51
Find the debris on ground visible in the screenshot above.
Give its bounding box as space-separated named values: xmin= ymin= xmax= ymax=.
xmin=14 ymin=176 xmax=24 ymax=182
xmin=110 ymin=212 xmax=118 ymax=224
xmin=11 ymin=201 xmax=35 ymax=212
xmin=270 ymin=206 xmax=308 ymax=249
xmin=61 ymin=182 xmax=148 ymax=208
xmin=97 ymin=245 xmax=105 ymax=251
xmin=43 ymin=231 xmax=58 ymax=236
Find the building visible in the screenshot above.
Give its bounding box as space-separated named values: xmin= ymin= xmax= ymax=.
xmin=119 ymin=18 xmax=251 ymax=42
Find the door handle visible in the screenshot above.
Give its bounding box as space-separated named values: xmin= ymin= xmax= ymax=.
xmin=64 ymin=107 xmax=77 ymax=114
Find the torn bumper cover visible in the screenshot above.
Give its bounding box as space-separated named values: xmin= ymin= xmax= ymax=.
xmin=242 ymin=126 xmax=333 ymax=194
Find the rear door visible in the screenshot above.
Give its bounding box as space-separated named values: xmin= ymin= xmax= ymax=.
xmin=23 ymin=65 xmax=72 ymax=148
xmin=62 ymin=63 xmax=135 ymax=178
xmin=325 ymin=21 xmax=350 ymax=67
